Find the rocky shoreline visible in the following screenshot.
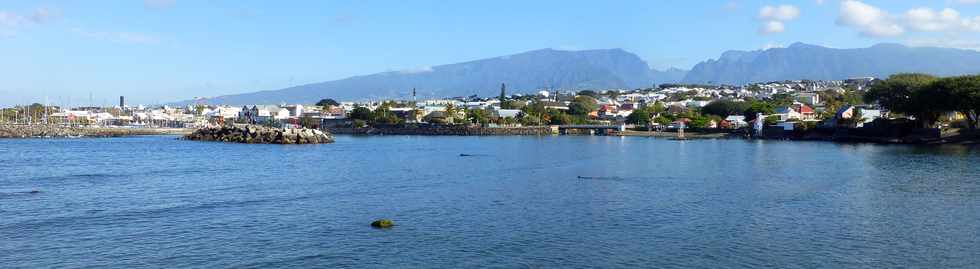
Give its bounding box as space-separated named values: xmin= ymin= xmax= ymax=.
xmin=327 ymin=125 xmax=555 ymax=136
xmin=0 ymin=124 xmax=191 ymax=138
xmin=184 ymin=125 xmax=334 ymax=144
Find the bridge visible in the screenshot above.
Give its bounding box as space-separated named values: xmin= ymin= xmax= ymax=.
xmin=557 ymin=124 xmax=626 ymax=135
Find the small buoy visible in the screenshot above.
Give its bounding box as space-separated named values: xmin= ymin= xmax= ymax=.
xmin=371 ymin=219 xmax=394 ymax=228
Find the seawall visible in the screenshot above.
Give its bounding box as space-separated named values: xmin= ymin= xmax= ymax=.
xmin=327 ymin=125 xmax=555 ymax=136
xmin=0 ymin=124 xmax=191 ymax=138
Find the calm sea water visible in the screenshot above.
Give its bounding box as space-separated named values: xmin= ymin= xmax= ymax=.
xmin=1 ymin=135 xmax=979 ymax=268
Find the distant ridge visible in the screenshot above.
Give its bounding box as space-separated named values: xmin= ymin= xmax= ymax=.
xmin=183 ymin=48 xmax=660 ymax=105
xmin=651 ymin=67 xmax=688 ymax=85
xmin=682 ymin=42 xmax=980 ymax=85
xmin=179 ymin=43 xmax=980 ymax=105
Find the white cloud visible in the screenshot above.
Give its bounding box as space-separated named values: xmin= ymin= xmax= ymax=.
xmin=72 ymin=28 xmax=161 ymax=44
xmin=759 ymin=4 xmax=800 ymax=21
xmin=905 ymin=7 xmax=980 ymax=32
xmin=837 ymin=1 xmax=980 ymax=38
xmin=816 ymin=0 xmax=826 ymax=5
xmin=836 ymin=0 xmax=904 ymax=37
xmin=757 ymin=4 xmax=799 ymax=35
xmin=760 ymin=20 xmax=785 ymax=34
xmin=906 ymin=8 xmax=963 ymax=31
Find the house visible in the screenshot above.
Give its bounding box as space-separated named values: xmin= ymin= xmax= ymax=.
xmin=388 ymin=107 xmax=418 ymax=122
xmin=539 ymin=101 xmax=568 ymax=111
xmin=796 ymin=104 xmax=817 ymax=121
xmin=424 ymin=111 xmax=451 ymax=124
xmin=283 ymin=105 xmax=304 ymax=117
xmin=496 ymin=109 xmax=522 ymax=119
xmin=796 ymin=92 xmax=820 ymax=105
xmin=773 ymin=106 xmax=802 ymax=122
xmin=832 ymin=105 xmax=881 ymax=127
xmin=239 ymin=105 xmax=289 ymax=123
xmin=50 ymin=111 xmax=93 ymax=124
xmin=206 ymin=106 xmax=242 ymax=120
xmin=669 ymin=118 xmax=690 ymax=129
xmin=724 ymin=115 xmax=748 ymax=128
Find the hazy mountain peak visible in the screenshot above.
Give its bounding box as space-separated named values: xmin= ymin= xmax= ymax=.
xmin=870 ymin=43 xmax=907 ymax=49
xmin=787 ymin=42 xmax=823 ymax=49
xmin=683 ymin=43 xmax=980 ymax=85
xmin=184 ymin=48 xmax=657 ymax=105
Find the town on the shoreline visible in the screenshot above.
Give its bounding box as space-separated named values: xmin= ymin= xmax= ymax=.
xmin=2 ymin=74 xmax=978 ymax=142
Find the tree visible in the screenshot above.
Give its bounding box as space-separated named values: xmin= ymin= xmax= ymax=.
xmin=577 ymin=90 xmax=600 ymax=98
xmin=625 ymin=109 xmax=652 ymax=125
xmin=371 ymin=102 xmax=402 ymax=125
xmin=927 ymin=75 xmax=980 ymax=128
xmin=569 ymin=96 xmax=598 ymax=116
xmin=701 ymin=100 xmax=749 ymax=118
xmin=499 ymin=83 xmax=508 ymax=108
xmin=316 ymin=98 xmax=340 ymax=108
xmin=445 ymin=103 xmax=463 ymax=123
xmin=768 ymin=93 xmax=795 ymax=107
xmin=349 ymin=106 xmax=373 ymax=121
xmin=503 ymin=100 xmax=526 ymax=110
xmin=625 ymin=104 xmax=662 ymax=125
xmin=521 ymin=101 xmax=546 ymax=116
xmin=648 ymin=102 xmax=666 ymax=114
xmin=519 ymin=113 xmax=543 ymax=126
xmin=466 ymin=108 xmax=492 ymax=125
xmin=317 ymin=98 xmax=340 ymax=107
xmin=607 ymin=91 xmax=620 ymax=100
xmin=743 ymin=101 xmax=775 ymax=122
xmin=864 ymin=73 xmax=940 ymax=127
xmin=549 ymin=112 xmax=573 ymax=125
xmin=764 ymin=115 xmax=779 ymax=125
xmin=688 ymin=115 xmax=711 ymax=128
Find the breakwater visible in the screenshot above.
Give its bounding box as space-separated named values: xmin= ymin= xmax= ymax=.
xmin=327 ymin=125 xmax=555 ymax=136
xmin=0 ymin=124 xmax=190 ymax=138
xmin=185 ymin=125 xmax=334 ymax=144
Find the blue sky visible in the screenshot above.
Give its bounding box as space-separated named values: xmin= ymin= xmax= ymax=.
xmin=2 ymin=0 xmax=980 ymax=106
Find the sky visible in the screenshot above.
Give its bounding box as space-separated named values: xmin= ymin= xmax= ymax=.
xmin=2 ymin=0 xmax=980 ymax=106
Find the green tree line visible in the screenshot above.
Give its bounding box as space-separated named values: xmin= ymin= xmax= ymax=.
xmin=864 ymin=73 xmax=980 ymax=128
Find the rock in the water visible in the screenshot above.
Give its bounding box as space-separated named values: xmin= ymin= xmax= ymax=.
xmin=371 ymin=219 xmax=395 ymax=228
xmin=184 ymin=124 xmax=334 ymax=144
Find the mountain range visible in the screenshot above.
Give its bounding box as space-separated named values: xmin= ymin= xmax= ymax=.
xmin=682 ymin=42 xmax=980 ymax=85
xmin=184 ymin=43 xmax=980 ymax=105
xmin=189 ymin=48 xmax=659 ymax=105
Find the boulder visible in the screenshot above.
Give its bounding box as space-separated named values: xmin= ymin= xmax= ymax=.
xmin=371 ymin=219 xmax=395 ymax=228
xmin=185 ymin=124 xmax=334 ymax=144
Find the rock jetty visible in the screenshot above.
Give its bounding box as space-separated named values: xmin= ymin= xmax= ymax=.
xmin=185 ymin=125 xmax=334 ymax=144
xmin=0 ymin=124 xmax=190 ymax=138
